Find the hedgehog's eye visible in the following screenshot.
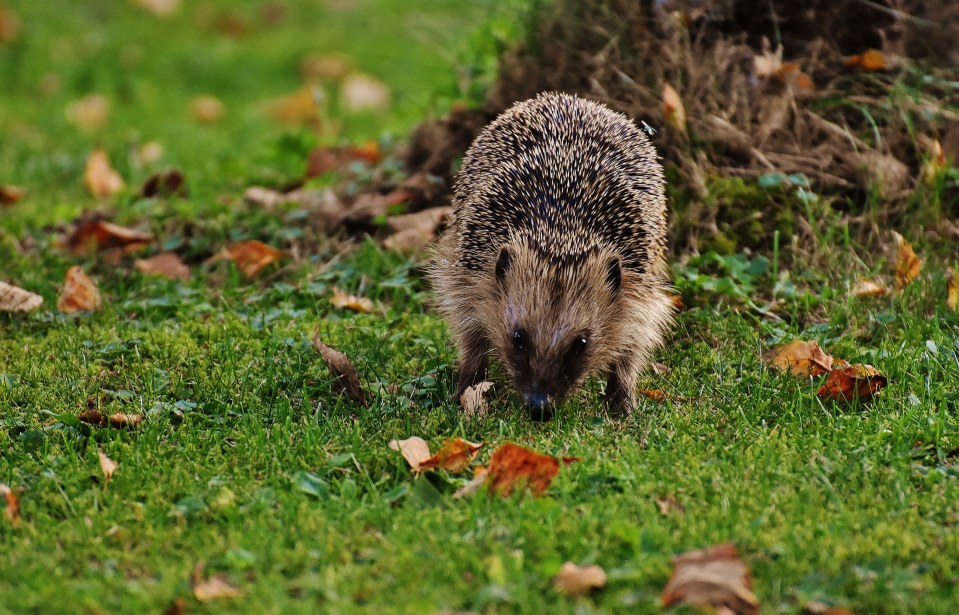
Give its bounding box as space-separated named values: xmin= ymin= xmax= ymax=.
xmin=570 ymin=336 xmax=588 ymax=356
xmin=512 ymin=328 xmax=528 ymax=351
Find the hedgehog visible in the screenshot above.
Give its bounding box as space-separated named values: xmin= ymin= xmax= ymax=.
xmin=429 ymin=92 xmax=673 ymax=420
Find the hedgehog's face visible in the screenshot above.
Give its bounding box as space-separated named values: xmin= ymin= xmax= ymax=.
xmin=486 ymin=243 xmax=624 ymax=420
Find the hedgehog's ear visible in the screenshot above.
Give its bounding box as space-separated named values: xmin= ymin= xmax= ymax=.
xmin=605 ymin=256 xmax=622 ymax=297
xmin=495 ymin=247 xmax=512 ymax=286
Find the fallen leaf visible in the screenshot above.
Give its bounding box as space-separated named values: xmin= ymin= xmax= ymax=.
xmin=638 ymin=389 xmax=689 ymax=402
xmin=921 ymin=138 xmax=947 ymax=184
xmin=311 ymin=333 xmax=369 ymax=407
xmin=668 ymin=293 xmax=685 ymax=310
xmin=0 ymin=483 xmax=20 ymax=527
xmin=77 ymin=410 xmax=143 ymax=429
xmin=662 ymin=83 xmax=686 ymax=135
xmin=0 ymin=281 xmax=43 ymax=312
xmin=484 ymin=443 xmax=576 ymax=498
xmin=341 ymin=72 xmax=390 ymax=111
xmin=265 ymin=86 xmax=319 ymax=124
xmin=389 ymin=436 xmax=432 ymax=470
xmin=135 ymin=252 xmax=191 ymax=281
xmin=304 ymin=142 xmax=381 ymax=178
xmin=460 ymin=381 xmax=494 ymax=417
xmin=0 ymin=5 xmax=22 ymax=42
xmin=65 ymin=94 xmax=110 ymax=132
xmin=66 ymin=219 xmax=154 ymax=254
xmin=207 ymin=240 xmax=283 ymax=278
xmin=892 ymin=231 xmax=921 ymax=289
xmin=330 ymin=287 xmax=374 ymax=313
xmin=98 ymin=449 xmax=118 ymax=483
xmin=851 ymin=278 xmax=886 ymax=297
xmin=661 ymin=543 xmax=759 ymax=615
xmin=192 ymin=563 xmax=244 ymax=602
xmin=651 ymin=362 xmax=671 ymax=377
xmin=553 ymin=562 xmax=607 ymax=596
xmin=752 ymin=42 xmax=782 ymax=78
xmin=383 ymin=206 xmax=451 ymax=253
xmin=948 ymin=267 xmax=958 ymax=312
xmin=762 ymin=339 xmax=833 ymax=377
xmin=57 ymin=266 xmax=102 ymax=313
xmin=136 ymin=141 xmax=165 ymax=165
xmin=418 ymin=438 xmax=484 ymax=473
xmin=817 ymin=362 xmax=887 ymax=401
xmin=191 ymin=95 xmax=225 ymax=123
xmin=141 ymin=169 xmax=187 ymax=198
xmin=84 ymin=149 xmax=125 ymax=197
xmin=133 ymin=0 xmax=181 ymax=17
xmin=300 ymin=53 xmax=353 ymax=81
xmin=0 ymin=184 xmax=25 ymax=206
xmin=655 ymin=494 xmax=685 ymax=517
xmin=846 ymin=48 xmax=886 ymax=70
xmin=453 ymin=467 xmax=489 ymax=499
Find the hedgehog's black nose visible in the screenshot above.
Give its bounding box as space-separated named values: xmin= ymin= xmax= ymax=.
xmin=524 ymin=393 xmax=553 ymax=421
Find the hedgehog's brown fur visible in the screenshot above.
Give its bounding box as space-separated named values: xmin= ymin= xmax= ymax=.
xmin=429 ymin=92 xmax=673 ymax=419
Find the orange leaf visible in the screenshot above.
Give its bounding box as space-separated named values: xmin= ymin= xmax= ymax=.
xmin=135 ymin=252 xmax=191 ymax=281
xmin=66 ymin=219 xmax=154 ymax=254
xmin=0 ymin=184 xmax=25 ymax=206
xmin=553 ymin=562 xmax=607 ymax=596
xmin=817 ymin=363 xmax=887 ymax=401
xmin=330 ymin=287 xmax=374 ymax=313
xmin=57 ymin=266 xmax=102 ymax=313
xmin=311 ymin=333 xmax=369 ymax=407
xmin=638 ymin=389 xmax=689 ymax=402
xmin=762 ymin=339 xmax=833 ymax=377
xmin=0 ymin=281 xmax=43 ymax=312
xmin=893 ymin=231 xmax=921 ymax=289
xmin=77 ymin=411 xmax=143 ymax=429
xmin=662 ymin=83 xmax=687 ymax=135
xmin=191 ymin=95 xmax=225 ymax=123
xmin=947 ymin=267 xmax=958 ymax=312
xmin=661 ymin=543 xmax=759 ymax=614
xmin=417 ymin=438 xmax=484 ymax=474
xmin=846 ymin=48 xmax=886 ymax=70
xmin=83 ymin=149 xmax=125 ymax=197
xmin=484 ymin=443 xmax=576 ymax=498
xmin=208 ymin=240 xmax=283 ymax=278
xmin=388 ymin=436 xmax=432 ymax=470
xmin=0 ymin=483 xmax=20 ymax=527
xmin=851 ymin=278 xmax=886 ymax=297
xmin=265 ymin=87 xmax=319 ymax=124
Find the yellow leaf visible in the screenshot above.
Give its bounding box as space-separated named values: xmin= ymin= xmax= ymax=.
xmin=191 ymin=95 xmax=225 ymax=123
xmin=662 ymin=83 xmax=686 ymax=135
xmin=330 ymin=287 xmax=374 ymax=313
xmin=892 ymin=231 xmax=921 ymax=289
xmin=851 ymin=278 xmax=886 ymax=297
xmin=83 ymin=149 xmax=125 ymax=197
xmin=946 ymin=267 xmax=957 ymax=312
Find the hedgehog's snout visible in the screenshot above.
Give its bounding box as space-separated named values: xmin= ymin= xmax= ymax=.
xmin=524 ymin=392 xmax=554 ymax=421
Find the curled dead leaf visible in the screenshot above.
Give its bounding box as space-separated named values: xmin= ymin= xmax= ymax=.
xmin=389 ymin=436 xmax=432 ymax=471
xmin=460 ymin=381 xmax=494 ymax=417
xmin=84 ymin=149 xmax=125 ymax=197
xmin=66 ymin=219 xmax=154 ymax=254
xmin=265 ymin=86 xmax=320 ymax=124
xmin=135 ymin=252 xmax=191 ymax=281
xmin=65 ymin=94 xmax=110 ymax=132
xmin=816 ymin=362 xmax=887 ymax=401
xmin=851 ymin=278 xmax=885 ymax=298
xmin=57 ymin=266 xmax=102 ymax=313
xmin=762 ymin=339 xmax=833 ymax=377
xmin=484 ymin=443 xmax=576 ymax=498
xmin=311 ymin=333 xmax=368 ymax=407
xmin=0 ymin=281 xmax=43 ymax=312
xmin=0 ymin=184 xmax=25 ymax=206
xmin=661 ymin=543 xmax=759 ymax=615
xmin=845 ymin=48 xmax=886 ymax=70
xmin=1 ymin=483 xmax=20 ymax=527
xmin=383 ymin=206 xmax=451 ymax=253
xmin=98 ymin=449 xmax=118 ymax=482
xmin=341 ymin=72 xmax=390 ymax=112
xmin=207 ymin=240 xmax=283 ymax=278
xmin=330 ymin=287 xmax=374 ymax=313
xmin=892 ymin=231 xmax=921 ymax=289
xmin=192 ymin=563 xmax=244 ymax=602
xmin=418 ymin=438 xmax=484 ymax=474
xmin=553 ymin=562 xmax=607 ymax=596
xmin=77 ymin=410 xmax=143 ymax=429
xmin=662 ymin=83 xmax=686 ymax=135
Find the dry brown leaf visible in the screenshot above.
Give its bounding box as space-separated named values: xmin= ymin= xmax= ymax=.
xmin=57 ymin=266 xmax=102 ymax=313
xmin=752 ymin=43 xmax=782 ymax=78
xmin=0 ymin=483 xmax=20 ymax=527
xmin=553 ymin=562 xmax=607 ymax=596
xmin=84 ymin=149 xmax=125 ymax=197
xmin=191 ymin=95 xmax=225 ymax=123
xmin=893 ymin=231 xmax=921 ymax=289
xmin=638 ymin=389 xmax=689 ymax=402
xmin=135 ymin=252 xmax=191 ymax=281
xmin=311 ymin=333 xmax=369 ymax=407
xmin=484 ymin=443 xmax=576 ymax=498
xmin=98 ymin=449 xmax=118 ymax=482
xmin=77 ymin=411 xmax=143 ymax=429
xmin=341 ymin=73 xmax=390 ymax=111
xmin=300 ymin=53 xmax=353 ymax=81
xmin=304 ymin=142 xmax=381 ymax=179
xmin=661 ymin=543 xmax=759 ymax=615
xmin=0 ymin=281 xmax=43 ymax=312
xmin=136 ymin=141 xmax=165 ymax=165
xmin=330 ymin=287 xmax=374 ymax=313
xmin=141 ymin=169 xmax=187 ymax=198
xmin=133 ymin=0 xmax=181 ymax=17
xmin=266 ymin=87 xmax=319 ymax=124
xmin=66 ymin=219 xmax=154 ymax=254
xmin=388 ymin=436 xmax=432 ymax=470
xmin=65 ymin=94 xmax=110 ymax=132
xmin=0 ymin=5 xmax=22 ymax=42
xmin=207 ymin=240 xmax=283 ymax=278
xmin=460 ymin=381 xmax=494 ymax=417
xmin=193 ymin=564 xmax=244 ymax=603
xmin=851 ymin=278 xmax=886 ymax=298
xmin=655 ymin=494 xmax=685 ymax=517
xmin=383 ymin=206 xmax=451 ymax=253
xmin=947 ymin=267 xmax=958 ymax=312
xmin=816 ymin=362 xmax=887 ymax=401
xmin=0 ymin=184 xmax=25 ymax=206
xmin=846 ymin=48 xmax=886 ymax=70
xmin=417 ymin=438 xmax=484 ymax=474
xmin=662 ymin=83 xmax=686 ymax=135
xmin=762 ymin=339 xmax=833 ymax=377
xmin=651 ymin=362 xmax=671 ymax=377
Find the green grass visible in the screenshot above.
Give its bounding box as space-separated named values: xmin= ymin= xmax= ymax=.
xmin=3 ymin=2 xmax=959 ymax=614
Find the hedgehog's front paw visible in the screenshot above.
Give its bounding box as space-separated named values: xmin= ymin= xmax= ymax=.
xmin=604 ymin=370 xmax=635 ymax=418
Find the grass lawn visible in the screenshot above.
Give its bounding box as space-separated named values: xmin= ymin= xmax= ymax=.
xmin=3 ymin=2 xmax=959 ymax=614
